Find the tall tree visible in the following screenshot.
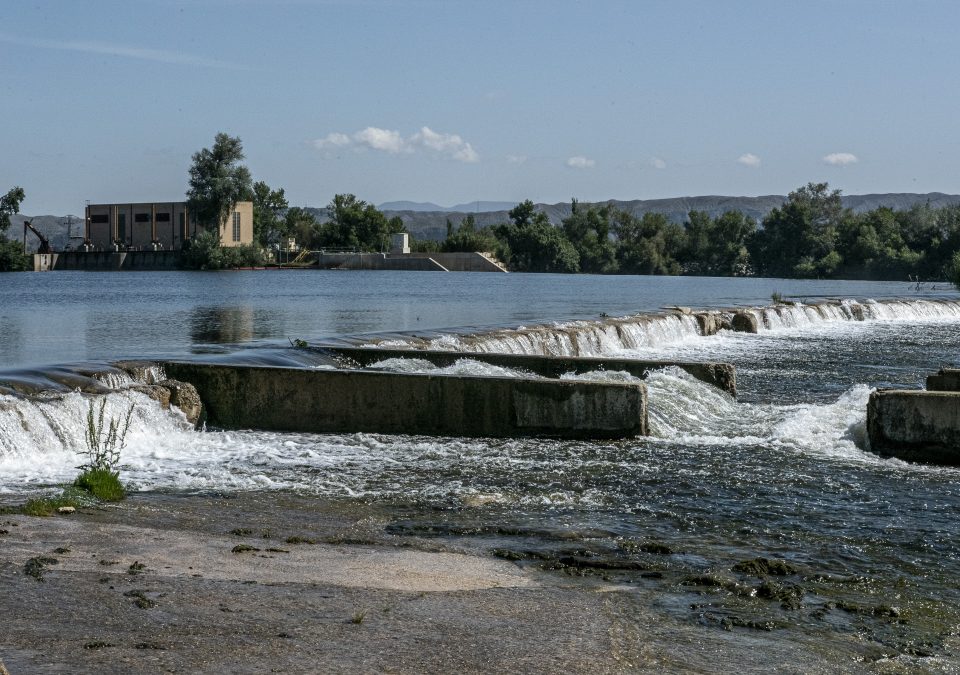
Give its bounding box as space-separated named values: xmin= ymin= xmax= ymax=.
xmin=0 ymin=186 xmax=29 ymax=271
xmin=321 ymin=194 xmax=402 ymax=251
xmin=749 ymin=182 xmax=848 ymax=278
xmin=186 ymin=133 xmax=253 ymax=234
xmin=614 ymin=211 xmax=686 ymax=275
xmin=561 ymin=199 xmax=618 ymax=274
xmin=252 ymin=180 xmax=289 ymax=247
xmin=0 ymin=186 xmax=25 ymax=233
xmin=493 ymin=200 xmax=580 ymax=273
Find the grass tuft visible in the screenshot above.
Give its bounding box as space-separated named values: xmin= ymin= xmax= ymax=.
xmin=21 ymin=496 xmax=81 ymax=517
xmin=74 ymin=468 xmax=126 ymax=502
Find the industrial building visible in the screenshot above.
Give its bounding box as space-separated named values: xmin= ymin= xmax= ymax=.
xmin=84 ymin=201 xmax=253 ymax=250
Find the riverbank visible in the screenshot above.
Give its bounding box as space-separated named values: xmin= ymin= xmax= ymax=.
xmin=0 ymin=492 xmax=909 ymax=674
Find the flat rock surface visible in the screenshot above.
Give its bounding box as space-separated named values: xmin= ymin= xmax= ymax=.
xmin=0 ymin=493 xmax=900 ymax=673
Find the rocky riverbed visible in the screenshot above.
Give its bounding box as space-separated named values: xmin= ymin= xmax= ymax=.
xmin=0 ymin=492 xmax=914 ymax=674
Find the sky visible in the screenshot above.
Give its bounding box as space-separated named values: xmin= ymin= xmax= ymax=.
xmin=3 ymin=0 xmax=960 ymax=215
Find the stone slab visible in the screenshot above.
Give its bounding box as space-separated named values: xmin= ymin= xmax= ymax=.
xmin=162 ymin=362 xmax=647 ymax=439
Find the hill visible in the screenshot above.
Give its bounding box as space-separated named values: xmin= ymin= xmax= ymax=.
xmin=373 ymin=192 xmax=960 ymax=242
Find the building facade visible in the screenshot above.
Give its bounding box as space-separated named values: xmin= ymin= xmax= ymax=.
xmin=84 ymin=201 xmax=254 ymax=250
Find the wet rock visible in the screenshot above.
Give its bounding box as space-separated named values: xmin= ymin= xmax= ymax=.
xmin=23 ymin=556 xmax=58 ymax=581
xmin=730 ymin=312 xmax=759 ymax=333
xmin=83 ymin=641 xmax=115 ymax=650
xmin=756 ymin=580 xmax=804 ymax=609
xmin=130 ymin=384 xmax=171 ymax=409
xmin=732 ymin=557 xmax=797 ymax=577
xmin=232 ymin=544 xmax=261 ymax=553
xmin=720 ymin=616 xmax=785 ymax=631
xmin=114 ymin=360 xmax=165 ymax=384
xmin=158 ymin=379 xmax=203 ymax=426
xmin=694 ymin=312 xmax=721 ymax=336
xmin=679 ymin=574 xmax=749 ymax=595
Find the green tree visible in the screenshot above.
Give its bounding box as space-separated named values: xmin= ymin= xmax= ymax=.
xmin=186 ymin=133 xmax=253 ymax=236
xmin=321 ymin=194 xmax=401 ymax=251
xmin=749 ymin=182 xmax=848 ymax=278
xmin=680 ymin=210 xmax=755 ymax=276
xmin=561 ymin=200 xmax=618 ymax=274
xmin=285 ymin=207 xmax=322 ymax=249
xmin=252 ymin=180 xmax=288 ymax=247
xmin=493 ymin=200 xmax=580 ymax=273
xmin=0 ymin=186 xmax=29 ymax=272
xmin=614 ymin=211 xmax=686 ymax=275
xmin=442 ymin=213 xmax=500 ymax=253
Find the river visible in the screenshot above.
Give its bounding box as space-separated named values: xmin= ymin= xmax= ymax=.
xmin=1 ymin=270 xmax=958 ymax=669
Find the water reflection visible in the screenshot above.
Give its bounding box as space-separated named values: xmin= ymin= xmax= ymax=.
xmin=189 ymin=306 xmax=285 ymax=345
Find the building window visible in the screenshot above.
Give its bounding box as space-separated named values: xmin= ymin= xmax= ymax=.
xmin=90 ymin=214 xmax=109 ymax=224
xmin=232 ymin=211 xmax=241 ymax=242
xmin=156 ymin=213 xmax=170 ymax=222
xmin=117 ymin=214 xmax=126 ymax=241
xmin=134 ymin=213 xmax=150 ymax=223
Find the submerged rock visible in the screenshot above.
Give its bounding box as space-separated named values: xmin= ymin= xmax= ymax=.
xmin=732 ymin=557 xmax=797 ymax=577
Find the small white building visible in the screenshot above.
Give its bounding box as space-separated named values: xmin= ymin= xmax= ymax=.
xmin=390 ymin=232 xmax=410 ymax=254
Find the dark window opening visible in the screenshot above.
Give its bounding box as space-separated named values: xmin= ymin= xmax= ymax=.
xmin=156 ymin=213 xmax=171 ymax=222
xmin=90 ymin=214 xmax=108 ymax=224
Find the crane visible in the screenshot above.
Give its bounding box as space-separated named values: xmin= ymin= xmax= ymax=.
xmin=23 ymin=220 xmax=52 ymax=254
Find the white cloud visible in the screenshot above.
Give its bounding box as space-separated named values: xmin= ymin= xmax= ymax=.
xmin=0 ymin=32 xmax=248 ymax=70
xmin=354 ymin=127 xmax=408 ymax=153
xmin=651 ymin=157 xmax=667 ymax=170
xmin=506 ymin=154 xmax=528 ymax=164
xmin=312 ymin=126 xmax=479 ymax=162
xmin=738 ymin=153 xmax=761 ymax=168
xmin=566 ymin=156 xmax=596 ymax=169
xmin=823 ymin=152 xmax=858 ymax=166
xmin=312 ymin=132 xmax=351 ymax=149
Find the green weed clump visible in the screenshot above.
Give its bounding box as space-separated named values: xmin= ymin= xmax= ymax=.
xmin=74 ymin=399 xmax=134 ymax=501
xmin=74 ymin=468 xmax=125 ymax=502
xmin=20 ymin=496 xmax=82 ymax=517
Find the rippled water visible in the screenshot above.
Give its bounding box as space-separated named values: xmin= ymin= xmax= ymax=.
xmin=2 ymin=273 xmax=960 ymax=666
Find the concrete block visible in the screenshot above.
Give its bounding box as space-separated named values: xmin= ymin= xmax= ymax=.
xmin=866 ymin=389 xmax=960 ymax=465
xmin=320 ymin=347 xmax=737 ymax=397
xmin=926 ymin=368 xmax=960 ymax=392
xmin=162 ymin=362 xmax=647 ymax=439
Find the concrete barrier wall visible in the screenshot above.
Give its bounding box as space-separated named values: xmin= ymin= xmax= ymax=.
xmin=163 ymin=362 xmax=647 ymax=439
xmin=44 ymin=251 xmax=181 ymax=271
xmin=867 ymin=389 xmax=960 ymax=465
xmin=317 ymin=251 xmax=506 ymax=272
xmin=319 ymin=346 xmax=737 ymax=396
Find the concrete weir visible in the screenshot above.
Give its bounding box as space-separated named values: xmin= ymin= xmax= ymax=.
xmin=163 ymin=362 xmax=647 ymax=439
xmin=320 ymin=346 xmax=737 ymax=397
xmin=867 ymin=369 xmax=960 ymax=466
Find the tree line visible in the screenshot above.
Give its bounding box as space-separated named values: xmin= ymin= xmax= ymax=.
xmin=5 ymin=131 xmax=960 ymax=283
xmin=422 ymin=182 xmax=960 ymax=282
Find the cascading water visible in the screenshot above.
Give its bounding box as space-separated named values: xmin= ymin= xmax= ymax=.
xmin=370 ymin=297 xmax=960 ymax=358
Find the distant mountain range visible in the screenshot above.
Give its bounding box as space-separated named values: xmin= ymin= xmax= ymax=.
xmin=9 ymin=193 xmax=960 ymax=250
xmin=370 ymin=192 xmax=960 ymax=242
xmin=377 ymin=200 xmax=519 ymax=213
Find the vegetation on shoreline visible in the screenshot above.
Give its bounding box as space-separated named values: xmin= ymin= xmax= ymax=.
xmin=6 ymin=129 xmax=960 ymax=284
xmin=0 ymin=186 xmax=30 ymax=271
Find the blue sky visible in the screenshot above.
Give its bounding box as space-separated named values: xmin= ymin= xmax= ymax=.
xmin=3 ymin=0 xmax=960 ymax=215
